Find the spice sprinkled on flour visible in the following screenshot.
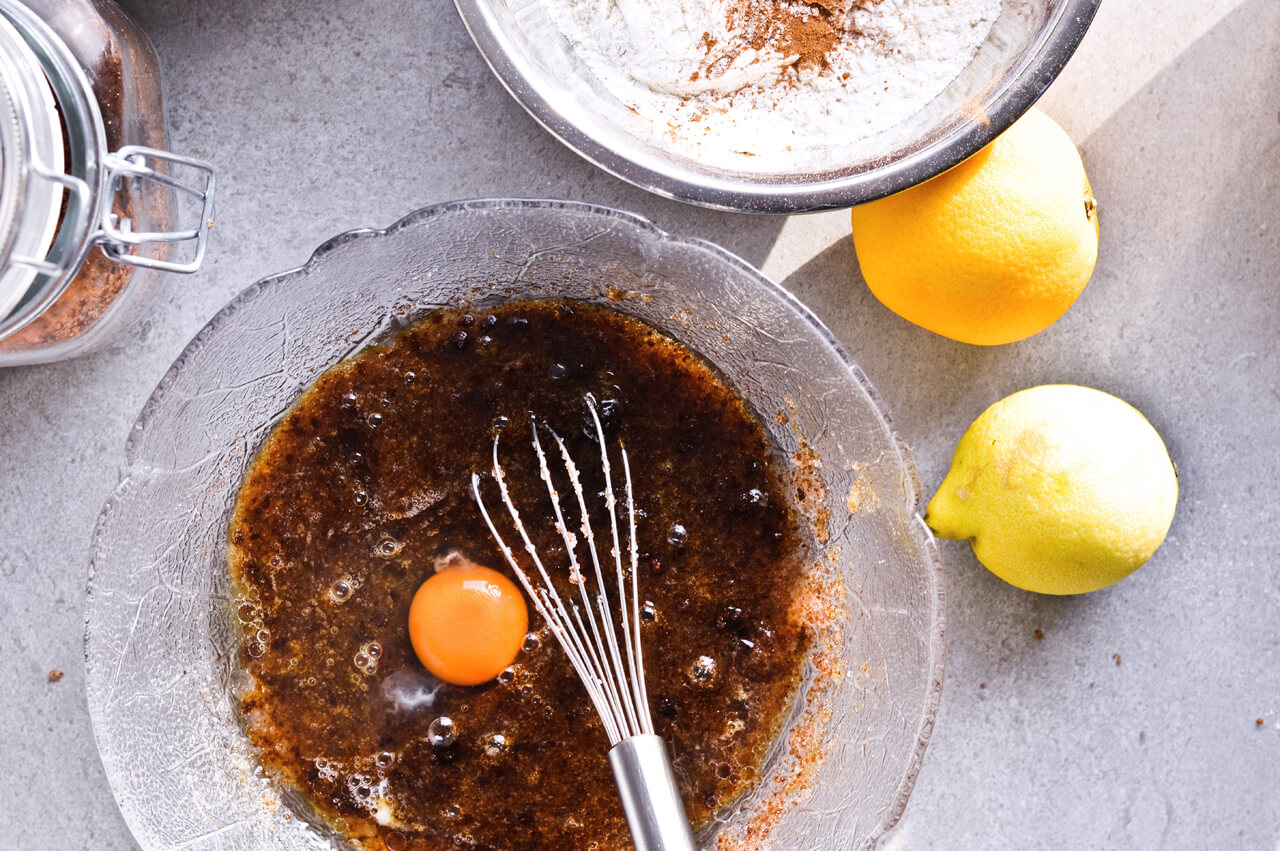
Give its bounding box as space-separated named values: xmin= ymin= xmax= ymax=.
xmin=726 ymin=0 xmax=846 ymax=72
xmin=538 ymin=0 xmax=999 ymax=170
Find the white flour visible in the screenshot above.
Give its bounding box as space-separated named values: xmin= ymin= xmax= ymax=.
xmin=538 ymin=0 xmax=1001 ymax=171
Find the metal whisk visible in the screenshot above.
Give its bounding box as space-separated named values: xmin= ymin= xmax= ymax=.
xmin=472 ymin=394 xmax=697 ymax=851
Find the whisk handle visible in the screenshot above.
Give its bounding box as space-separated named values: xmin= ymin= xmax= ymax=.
xmin=608 ymin=734 xmax=698 ymax=851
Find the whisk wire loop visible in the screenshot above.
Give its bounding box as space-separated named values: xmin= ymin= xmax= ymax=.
xmin=622 ymin=447 xmax=654 ymax=733
xmin=472 ymin=444 xmax=622 ymax=743
xmin=532 ymin=422 xmax=632 ymax=737
xmin=587 ymin=399 xmax=648 ymax=738
xmin=544 ymin=423 xmax=636 ymax=740
xmin=473 ymin=394 xmax=696 ymax=851
xmin=474 ymin=394 xmax=652 ymax=745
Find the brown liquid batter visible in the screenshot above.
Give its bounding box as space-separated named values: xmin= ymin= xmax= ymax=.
xmin=229 ymin=300 xmax=811 ymax=850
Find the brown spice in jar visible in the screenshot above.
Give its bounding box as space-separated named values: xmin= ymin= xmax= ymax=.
xmin=1 ymin=249 xmax=134 ymax=349
xmin=0 ymin=0 xmax=166 ymax=353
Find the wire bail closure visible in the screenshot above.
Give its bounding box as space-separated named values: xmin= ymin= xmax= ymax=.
xmin=6 ymin=155 xmax=90 ymax=277
xmin=99 ymin=145 xmax=216 ymax=274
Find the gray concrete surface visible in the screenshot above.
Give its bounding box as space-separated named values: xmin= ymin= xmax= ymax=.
xmin=1 ymin=0 xmax=1277 ymax=847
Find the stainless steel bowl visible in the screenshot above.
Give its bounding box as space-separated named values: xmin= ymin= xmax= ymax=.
xmin=453 ymin=0 xmax=1099 ymax=212
xmin=85 ymin=200 xmax=944 ymax=850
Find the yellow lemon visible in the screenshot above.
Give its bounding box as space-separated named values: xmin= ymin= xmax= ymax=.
xmin=925 ymin=385 xmax=1177 ymax=595
xmin=850 ymin=108 xmax=1099 ymax=345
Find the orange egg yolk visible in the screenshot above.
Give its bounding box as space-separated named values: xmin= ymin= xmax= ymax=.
xmin=407 ymin=560 xmax=528 ymax=686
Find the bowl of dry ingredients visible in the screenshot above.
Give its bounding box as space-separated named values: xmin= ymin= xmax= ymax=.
xmin=454 ymin=0 xmax=1099 ymax=211
xmin=85 ymin=200 xmax=944 ymax=850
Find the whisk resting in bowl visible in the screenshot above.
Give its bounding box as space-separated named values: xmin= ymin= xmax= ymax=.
xmin=472 ymin=394 xmax=697 ymax=851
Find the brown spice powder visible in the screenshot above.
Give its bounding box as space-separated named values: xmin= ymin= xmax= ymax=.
xmin=1 ymin=249 xmax=132 ymax=348
xmin=720 ymin=0 xmax=872 ymax=77
xmin=0 ymin=0 xmax=167 ymax=355
xmin=728 ymin=0 xmax=841 ymax=70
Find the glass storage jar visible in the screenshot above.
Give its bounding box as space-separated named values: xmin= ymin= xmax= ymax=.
xmin=0 ymin=0 xmax=214 ymax=365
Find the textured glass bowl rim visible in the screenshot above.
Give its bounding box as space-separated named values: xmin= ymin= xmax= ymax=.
xmin=451 ymin=0 xmax=1101 ymax=213
xmin=86 ymin=198 xmax=946 ymax=848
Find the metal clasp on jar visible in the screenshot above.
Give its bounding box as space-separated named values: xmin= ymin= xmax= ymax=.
xmin=99 ymin=145 xmax=216 ymax=274
xmin=5 ymin=157 xmax=92 ymax=277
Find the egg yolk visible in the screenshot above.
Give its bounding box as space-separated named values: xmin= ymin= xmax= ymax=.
xmin=408 ymin=560 xmax=528 ymax=686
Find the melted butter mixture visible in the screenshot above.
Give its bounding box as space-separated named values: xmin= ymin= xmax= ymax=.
xmin=229 ymin=300 xmax=812 ymax=850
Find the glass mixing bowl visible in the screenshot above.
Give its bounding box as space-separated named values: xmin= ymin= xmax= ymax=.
xmin=453 ymin=0 xmax=1099 ymax=212
xmin=85 ymin=199 xmax=944 ymax=850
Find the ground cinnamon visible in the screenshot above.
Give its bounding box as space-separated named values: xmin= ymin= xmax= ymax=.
xmin=2 ymin=249 xmax=133 ymax=348
xmin=0 ymin=0 xmax=166 ymax=355
xmin=725 ymin=0 xmax=851 ymax=73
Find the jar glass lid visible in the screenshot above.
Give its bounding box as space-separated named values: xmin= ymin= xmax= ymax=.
xmin=0 ymin=10 xmax=65 ymax=321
